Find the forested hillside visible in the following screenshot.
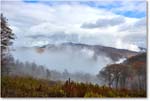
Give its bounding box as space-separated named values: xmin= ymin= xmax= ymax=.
xmin=97 ymin=52 xmax=146 ymax=91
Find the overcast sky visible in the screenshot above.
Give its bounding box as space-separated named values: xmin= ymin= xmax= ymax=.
xmin=1 ymin=0 xmax=146 ymax=51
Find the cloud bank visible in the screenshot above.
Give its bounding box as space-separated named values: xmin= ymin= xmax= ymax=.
xmin=81 ymin=17 xmax=125 ymax=28
xmin=1 ymin=0 xmax=146 ymax=51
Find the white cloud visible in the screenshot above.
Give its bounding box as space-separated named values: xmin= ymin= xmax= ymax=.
xmin=115 ymin=39 xmax=141 ymax=52
xmin=81 ymin=16 xmax=125 ymax=28
xmin=119 ymin=18 xmax=146 ymax=33
xmin=1 ymin=0 xmax=146 ymax=51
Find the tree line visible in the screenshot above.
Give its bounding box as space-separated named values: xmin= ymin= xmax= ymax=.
xmin=97 ymin=53 xmax=146 ymax=91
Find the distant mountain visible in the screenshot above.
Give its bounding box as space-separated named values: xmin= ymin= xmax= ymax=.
xmin=27 ymin=42 xmax=139 ymax=61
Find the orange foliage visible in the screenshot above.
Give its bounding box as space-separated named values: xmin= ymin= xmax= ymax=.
xmin=1 ymin=76 xmax=146 ymax=97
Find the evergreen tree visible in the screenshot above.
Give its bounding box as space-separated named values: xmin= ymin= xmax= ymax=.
xmin=1 ymin=14 xmax=15 ymax=76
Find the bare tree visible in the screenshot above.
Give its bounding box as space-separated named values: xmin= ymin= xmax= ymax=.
xmin=132 ymin=61 xmax=146 ymax=91
xmin=98 ymin=64 xmax=131 ymax=89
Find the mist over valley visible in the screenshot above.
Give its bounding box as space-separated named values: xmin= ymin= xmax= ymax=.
xmin=11 ymin=42 xmax=138 ymax=75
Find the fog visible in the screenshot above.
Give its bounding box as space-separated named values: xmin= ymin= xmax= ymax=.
xmin=11 ymin=46 xmax=114 ymax=75
xmin=115 ymin=58 xmax=126 ymax=64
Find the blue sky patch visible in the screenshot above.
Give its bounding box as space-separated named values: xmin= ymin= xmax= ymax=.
xmin=22 ymin=0 xmax=146 ymax=18
xmin=115 ymin=11 xmax=146 ymax=18
xmin=23 ymin=0 xmax=39 ymax=3
xmin=80 ymin=1 xmax=122 ymax=10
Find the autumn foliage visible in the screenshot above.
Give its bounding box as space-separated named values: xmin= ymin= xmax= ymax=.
xmin=1 ymin=76 xmax=146 ymax=97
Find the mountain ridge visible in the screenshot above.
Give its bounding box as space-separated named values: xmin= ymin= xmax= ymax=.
xmin=16 ymin=42 xmax=139 ymax=61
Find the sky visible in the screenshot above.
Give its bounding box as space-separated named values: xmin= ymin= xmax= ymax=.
xmin=1 ymin=0 xmax=147 ymax=52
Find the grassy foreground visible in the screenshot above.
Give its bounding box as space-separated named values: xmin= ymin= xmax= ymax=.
xmin=1 ymin=76 xmax=146 ymax=97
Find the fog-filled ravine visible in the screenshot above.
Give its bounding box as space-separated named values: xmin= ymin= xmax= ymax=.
xmin=11 ymin=46 xmax=113 ymax=75
xmin=11 ymin=43 xmax=138 ymax=75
